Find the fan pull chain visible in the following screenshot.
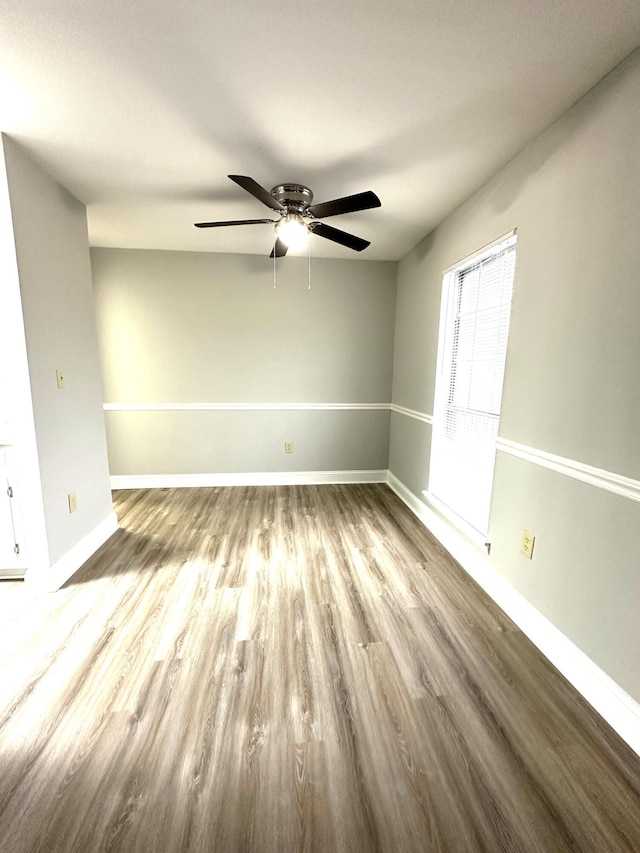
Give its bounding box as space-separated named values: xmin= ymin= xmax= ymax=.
xmin=273 ymin=226 xmax=277 ymax=289
xmin=308 ymin=232 xmax=311 ymax=290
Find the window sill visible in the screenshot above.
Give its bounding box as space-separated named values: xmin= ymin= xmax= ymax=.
xmin=421 ymin=491 xmax=491 ymax=553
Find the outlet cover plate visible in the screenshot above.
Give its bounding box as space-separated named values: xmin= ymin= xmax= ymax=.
xmin=521 ymin=529 xmax=535 ymax=559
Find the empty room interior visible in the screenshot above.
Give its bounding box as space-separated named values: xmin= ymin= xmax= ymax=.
xmin=1 ymin=1 xmax=640 ymax=851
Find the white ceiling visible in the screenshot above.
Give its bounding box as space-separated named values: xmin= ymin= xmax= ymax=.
xmin=2 ymin=1 xmax=640 ymax=261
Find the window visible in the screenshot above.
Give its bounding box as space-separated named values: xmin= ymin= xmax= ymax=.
xmin=428 ymin=232 xmax=516 ymax=541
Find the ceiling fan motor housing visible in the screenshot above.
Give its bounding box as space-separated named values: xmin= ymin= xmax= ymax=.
xmin=270 ymin=183 xmax=313 ymax=214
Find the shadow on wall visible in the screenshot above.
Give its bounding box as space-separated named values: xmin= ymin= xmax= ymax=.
xmin=420 ymin=49 xmax=638 ymax=263
xmin=484 ymin=52 xmax=637 ymax=216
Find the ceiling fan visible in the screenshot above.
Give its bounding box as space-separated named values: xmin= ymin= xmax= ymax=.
xmin=194 ymin=175 xmax=381 ymax=257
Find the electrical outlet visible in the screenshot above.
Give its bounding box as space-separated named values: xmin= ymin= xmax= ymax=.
xmin=284 ymin=442 xmax=294 ymax=454
xmin=68 ymin=491 xmax=78 ymax=513
xmin=521 ymin=529 xmax=535 ymax=559
xmin=56 ymin=369 xmax=65 ymax=389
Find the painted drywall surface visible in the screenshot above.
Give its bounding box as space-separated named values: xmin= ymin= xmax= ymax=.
xmin=489 ymin=453 xmax=640 ymax=700
xmin=3 ymin=136 xmax=114 ymax=568
xmin=105 ymin=410 xmax=390 ymax=475
xmin=390 ymin=49 xmax=640 ymax=701
xmin=391 ymin=237 xmax=441 ymax=416
xmin=0 ymin=137 xmax=50 ymax=572
xmin=92 ymin=249 xmax=397 ymax=475
xmin=388 ymin=412 xmax=431 ymax=498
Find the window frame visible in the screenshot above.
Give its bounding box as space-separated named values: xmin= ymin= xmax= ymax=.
xmin=424 ymin=230 xmax=517 ymax=548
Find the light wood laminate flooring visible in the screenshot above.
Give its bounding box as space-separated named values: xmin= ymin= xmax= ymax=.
xmin=0 ymin=484 xmax=639 ymax=852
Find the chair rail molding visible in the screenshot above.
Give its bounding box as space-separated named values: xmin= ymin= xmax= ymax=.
xmin=103 ymin=402 xmax=390 ymax=412
xmin=389 ymin=404 xmax=433 ymax=424
xmin=496 ymin=437 xmax=640 ymax=504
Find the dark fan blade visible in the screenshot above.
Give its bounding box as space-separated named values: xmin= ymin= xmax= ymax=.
xmin=228 ymin=175 xmax=285 ymax=212
xmin=269 ymin=238 xmax=288 ymax=258
xmin=310 ymin=222 xmax=370 ymax=252
xmin=307 ymin=190 xmax=380 ymax=219
xmin=194 ymin=218 xmax=275 ymax=228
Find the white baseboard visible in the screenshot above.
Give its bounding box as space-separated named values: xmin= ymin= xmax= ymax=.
xmin=0 ymin=568 xmax=25 ymax=580
xmin=387 ymin=472 xmax=640 ymax=758
xmin=41 ymin=512 xmax=120 ymax=592
xmin=110 ymin=470 xmax=388 ymax=490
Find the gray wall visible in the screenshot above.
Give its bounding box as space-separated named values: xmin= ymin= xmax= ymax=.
xmin=0 ymin=137 xmax=49 ymax=573
xmin=3 ymin=136 xmax=113 ymax=570
xmin=92 ymin=249 xmax=397 ymax=475
xmin=389 ymin=48 xmax=640 ymax=702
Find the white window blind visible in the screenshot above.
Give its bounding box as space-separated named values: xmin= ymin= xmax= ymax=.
xmin=428 ymin=233 xmax=516 ymax=538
